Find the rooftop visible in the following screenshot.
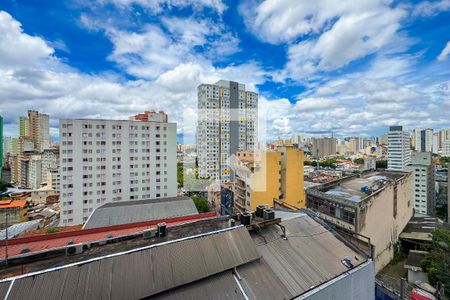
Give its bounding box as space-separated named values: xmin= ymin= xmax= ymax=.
xmin=83 ymin=196 xmax=199 ymax=229
xmin=400 ymin=216 xmax=450 ymax=242
xmin=0 ymin=213 xmax=372 ymax=299
xmin=309 ymin=171 xmax=408 ymax=204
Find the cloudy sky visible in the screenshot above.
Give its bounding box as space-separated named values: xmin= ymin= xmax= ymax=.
xmin=0 ymin=0 xmax=449 ymax=142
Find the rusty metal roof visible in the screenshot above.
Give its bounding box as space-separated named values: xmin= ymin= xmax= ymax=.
xmin=83 ymin=196 xmax=199 ymax=229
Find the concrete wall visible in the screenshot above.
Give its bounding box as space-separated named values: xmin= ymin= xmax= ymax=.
xmin=297 ymin=260 xmax=375 ymax=300
xmin=358 ymin=174 xmax=413 ymax=272
xmin=408 ymin=269 xmax=429 ymax=285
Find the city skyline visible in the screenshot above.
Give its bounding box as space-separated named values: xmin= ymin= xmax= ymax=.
xmin=0 ymin=1 xmax=449 ymax=141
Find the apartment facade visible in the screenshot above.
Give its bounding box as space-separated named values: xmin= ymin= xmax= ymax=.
xmin=406 ymin=152 xmax=435 ymax=216
xmin=197 ymin=80 xmax=257 ymax=182
xmin=59 ymin=115 xmax=177 ymax=225
xmin=388 ymin=126 xmax=411 ymax=171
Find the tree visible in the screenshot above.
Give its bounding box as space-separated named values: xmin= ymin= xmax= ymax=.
xmin=177 ymin=162 xmax=184 ymax=188
xmin=0 ymin=180 xmax=13 ymax=194
xmin=192 ymin=195 xmax=211 ymax=213
xmin=376 ymin=160 xmax=387 ymax=169
xmin=353 ymin=158 xmax=364 ymax=165
xmin=421 ymin=228 xmax=450 ymax=295
xmin=440 ymin=156 xmax=450 ymax=167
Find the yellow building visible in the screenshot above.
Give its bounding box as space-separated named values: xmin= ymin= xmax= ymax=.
xmin=234 ymin=146 xmax=305 ymax=214
xmin=278 ymin=146 xmax=306 ymax=209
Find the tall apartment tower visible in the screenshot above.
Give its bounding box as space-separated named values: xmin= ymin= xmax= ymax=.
xmin=59 ymin=113 xmax=177 ymax=225
xmin=414 ymin=128 xmax=433 ymax=152
xmin=388 ymin=126 xmax=411 ymax=171
xmin=406 ymin=152 xmax=435 ymax=216
xmin=28 ymin=110 xmax=50 ymax=152
xmin=197 ymin=80 xmax=257 ymax=182
xmin=19 ymin=116 xmax=29 ymax=137
xmin=311 ymin=137 xmax=337 ymax=158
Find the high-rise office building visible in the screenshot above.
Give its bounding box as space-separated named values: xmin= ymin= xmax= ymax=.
xmin=387 ymin=126 xmax=411 ymax=171
xmin=197 ymin=80 xmax=257 ymax=182
xmin=414 ymin=128 xmax=433 ymax=152
xmin=59 ymin=114 xmax=177 ymax=225
xmin=19 ymin=116 xmax=29 ymax=137
xmin=311 ymin=137 xmax=337 ymax=158
xmin=406 ymin=151 xmax=435 ymax=216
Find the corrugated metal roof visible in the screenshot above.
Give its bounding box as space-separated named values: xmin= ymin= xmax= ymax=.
xmin=83 ymin=196 xmax=199 ymax=229
xmin=0 ymin=220 xmax=42 ymax=240
xmin=0 ymin=226 xmax=259 ymax=300
xmin=249 ymin=214 xmax=366 ymax=297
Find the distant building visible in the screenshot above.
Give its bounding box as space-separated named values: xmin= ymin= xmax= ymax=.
xmin=28 ymin=154 xmax=42 ymax=189
xmin=18 ymin=116 xmax=29 ymax=137
xmin=406 ymin=152 xmax=435 ymax=216
xmin=380 ymin=134 xmax=388 ymax=145
xmin=47 ymin=167 xmax=60 ymax=194
xmin=197 ymin=80 xmax=257 ymax=182
xmin=129 ymin=110 xmax=168 ymax=122
xmin=234 ymin=146 xmax=305 ymax=213
xmin=432 ymin=132 xmax=439 ymax=154
xmin=414 ymin=128 xmax=433 ymax=152
xmin=59 ymin=114 xmax=177 ymax=225
xmin=306 ymin=171 xmax=413 ymax=271
xmin=311 ymin=137 xmax=337 ymax=158
xmin=28 ymin=110 xmax=50 ymax=152
xmin=388 ymin=126 xmax=411 ymax=171
xmin=442 ymin=141 xmax=450 ymax=157
xmin=364 ymin=157 xmax=376 ymax=170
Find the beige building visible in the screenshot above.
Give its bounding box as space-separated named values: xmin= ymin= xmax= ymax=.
xmin=307 ymin=171 xmax=413 ymax=272
xmin=311 ymin=137 xmax=337 ymax=158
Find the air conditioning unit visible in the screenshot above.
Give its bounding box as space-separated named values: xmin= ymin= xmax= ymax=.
xmin=143 ymin=229 xmax=157 ymax=239
xmin=66 ymin=243 xmax=83 ymax=256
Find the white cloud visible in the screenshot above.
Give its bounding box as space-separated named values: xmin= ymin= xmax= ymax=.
xmin=95 ymin=0 xmax=227 ymax=15
xmin=0 ymin=11 xmax=54 ymax=69
xmin=438 ymin=41 xmax=450 ymax=61
xmin=412 ymin=0 xmax=450 ymax=17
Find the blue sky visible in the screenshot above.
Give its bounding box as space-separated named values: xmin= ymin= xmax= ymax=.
xmin=0 ymin=0 xmax=449 ymax=143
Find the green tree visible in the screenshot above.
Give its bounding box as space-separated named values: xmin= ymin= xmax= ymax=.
xmin=192 ymin=195 xmax=211 ymax=213
xmin=353 ymin=158 xmax=364 ymax=165
xmin=421 ymin=229 xmax=450 ymax=295
xmin=376 ymin=160 xmax=387 ymax=169
xmin=177 ymin=162 xmax=184 ymax=188
xmin=440 ymin=156 xmax=450 ymax=167
xmin=0 ymin=179 xmax=13 ymax=193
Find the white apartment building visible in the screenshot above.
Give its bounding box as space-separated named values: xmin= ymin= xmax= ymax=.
xmin=414 ymin=128 xmax=433 ymax=152
xmin=197 ymin=80 xmax=257 ymax=182
xmin=59 ymin=116 xmax=177 ymax=225
xmin=28 ymin=154 xmax=42 ymax=189
xmin=41 ymin=148 xmax=59 ymax=181
xmin=406 ymin=151 xmax=435 ymax=216
xmin=442 ymin=141 xmax=450 ymax=157
xmin=388 ymin=126 xmax=411 ymax=171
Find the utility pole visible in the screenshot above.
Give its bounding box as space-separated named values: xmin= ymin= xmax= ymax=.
xmin=5 ymin=209 xmax=8 ymax=266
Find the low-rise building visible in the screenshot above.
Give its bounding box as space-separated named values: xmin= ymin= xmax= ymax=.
xmin=306 ymin=171 xmax=413 ymax=271
xmin=0 ymin=200 xmax=29 ymax=229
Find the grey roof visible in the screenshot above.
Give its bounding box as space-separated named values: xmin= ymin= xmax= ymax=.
xmin=405 ymin=250 xmax=428 ymax=269
xmin=0 ymin=215 xmax=370 ymax=300
xmin=400 ymin=216 xmax=450 ymax=242
xmin=0 ymin=220 xmax=42 ymax=240
xmin=0 ymin=226 xmax=259 ymax=300
xmin=83 ymin=196 xmax=199 ymax=229
xmin=248 ymin=215 xmax=366 ymax=298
